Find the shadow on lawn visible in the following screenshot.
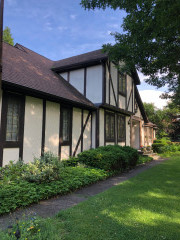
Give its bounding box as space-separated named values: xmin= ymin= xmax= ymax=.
xmin=56 ymin=159 xmax=180 ymax=240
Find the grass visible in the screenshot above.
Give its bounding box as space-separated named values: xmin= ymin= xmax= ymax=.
xmin=1 ymin=154 xmax=180 ymax=239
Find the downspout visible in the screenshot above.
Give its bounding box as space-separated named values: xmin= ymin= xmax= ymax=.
xmin=0 ymin=0 xmax=4 ymax=89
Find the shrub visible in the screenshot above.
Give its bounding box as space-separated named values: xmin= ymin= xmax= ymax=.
xmin=62 ymin=157 xmax=79 ymax=167
xmin=152 ymin=139 xmax=180 ymax=153
xmin=77 ymin=145 xmax=139 ymax=171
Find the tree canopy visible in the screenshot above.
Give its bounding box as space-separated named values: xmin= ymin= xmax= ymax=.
xmin=81 ymin=0 xmax=180 ymax=105
xmin=143 ymin=102 xmax=180 ymax=140
xmin=3 ymin=26 xmax=14 ymax=46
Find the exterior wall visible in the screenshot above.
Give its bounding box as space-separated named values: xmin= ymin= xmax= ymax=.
xmin=83 ymin=110 xmax=91 ymax=151
xmin=110 ymin=63 xmax=118 ymax=106
xmin=86 ymin=65 xmax=102 ymax=103
xmin=45 ymin=101 xmax=60 ymax=155
xmin=72 ymin=108 xmax=82 ymax=155
xmin=61 ymin=146 xmax=70 ymax=160
xmin=3 ymin=148 xmax=19 ymax=166
xmin=126 ymin=116 xmax=130 ymax=146
xmin=70 ymin=69 xmax=84 ymax=94
xmin=119 ymin=95 xmax=126 ymax=109
xmin=126 ymin=75 xmax=134 ymax=112
xmin=132 ymin=120 xmax=140 ymax=149
xmin=91 ymin=112 xmax=96 ymax=149
xmin=23 ymin=96 xmax=43 ymax=163
xmin=60 ymin=72 xmax=68 ymax=81
xmin=99 ymin=108 xmax=104 ymax=146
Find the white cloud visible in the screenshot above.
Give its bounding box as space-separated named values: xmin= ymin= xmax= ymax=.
xmin=139 ymin=90 xmax=168 ymax=109
xmin=44 ymin=22 xmax=53 ymax=31
xmin=70 ymin=14 xmax=77 ymax=20
xmin=57 ymin=26 xmax=68 ymax=32
xmin=107 ymin=23 xmax=119 ymax=29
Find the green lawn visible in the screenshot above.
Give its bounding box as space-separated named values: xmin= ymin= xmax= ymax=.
xmin=1 ymin=155 xmax=180 ymax=240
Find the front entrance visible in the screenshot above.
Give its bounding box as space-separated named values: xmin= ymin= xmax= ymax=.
xmin=132 ymin=120 xmax=140 ymax=149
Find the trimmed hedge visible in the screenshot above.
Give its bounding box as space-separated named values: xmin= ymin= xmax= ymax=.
xmin=77 ymin=145 xmax=139 ymax=171
xmin=152 ymin=139 xmax=180 ymax=153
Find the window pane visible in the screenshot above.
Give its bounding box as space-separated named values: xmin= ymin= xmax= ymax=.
xmin=106 ymin=113 xmax=115 ymax=141
xmin=119 ymin=73 xmax=126 ymax=94
xmin=118 ymin=115 xmax=126 ymax=141
xmin=6 ymin=96 xmax=20 ymax=142
xmin=62 ymin=109 xmax=71 ymax=142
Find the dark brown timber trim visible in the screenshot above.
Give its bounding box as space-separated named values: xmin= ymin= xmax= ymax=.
xmin=81 ymin=109 xmax=84 ymax=152
xmin=67 ymin=71 xmax=70 ymax=83
xmin=41 ymin=99 xmax=46 ymax=156
xmin=132 ymin=80 xmax=134 ymax=112
xmin=96 ymin=109 xmax=99 ymax=148
xmin=58 ymin=105 xmax=61 ymax=159
xmin=90 ymin=112 xmax=92 ymax=148
xmin=73 ymin=111 xmax=91 ymax=157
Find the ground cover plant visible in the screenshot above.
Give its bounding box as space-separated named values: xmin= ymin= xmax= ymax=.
xmin=0 ymin=146 xmax=140 ymax=215
xmin=0 ymin=154 xmax=179 ymax=239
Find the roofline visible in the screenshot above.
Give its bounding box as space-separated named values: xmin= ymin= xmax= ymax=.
xmin=52 ymin=57 xmax=107 ymax=72
xmin=135 ymin=86 xmax=148 ymax=123
xmin=2 ymin=81 xmax=97 ymax=111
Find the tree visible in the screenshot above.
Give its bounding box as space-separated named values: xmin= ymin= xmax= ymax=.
xmin=81 ymin=0 xmax=180 ymax=106
xmin=3 ymin=26 xmax=14 ymax=46
xmin=143 ymin=102 xmax=180 ymax=140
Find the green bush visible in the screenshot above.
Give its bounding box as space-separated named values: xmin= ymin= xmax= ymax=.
xmin=77 ymin=145 xmax=139 ymax=171
xmin=62 ymin=157 xmax=79 ymax=167
xmin=152 ymin=139 xmax=180 ymax=153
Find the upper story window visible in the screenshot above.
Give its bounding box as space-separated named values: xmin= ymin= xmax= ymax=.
xmin=61 ymin=107 xmax=72 ymax=144
xmin=117 ymin=115 xmax=126 ymax=142
xmin=105 ymin=111 xmax=115 ymax=142
xmin=119 ymin=73 xmax=126 ymax=96
xmin=6 ymin=95 xmax=21 ymax=142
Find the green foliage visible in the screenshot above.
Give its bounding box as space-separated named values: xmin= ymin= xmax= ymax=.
xmin=3 ymin=27 xmax=14 ymax=46
xmin=0 ymin=152 xmax=108 ymax=215
xmin=77 ymin=145 xmax=139 ymax=171
xmin=81 ymin=0 xmax=180 ymax=106
xmin=61 ymin=157 xmax=79 ymax=167
xmin=143 ymin=102 xmax=180 ymax=140
xmin=137 ymin=155 xmax=153 ymax=164
xmin=152 ymin=138 xmax=180 ymax=153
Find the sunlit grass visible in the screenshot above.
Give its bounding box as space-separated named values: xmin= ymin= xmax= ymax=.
xmin=1 ymin=154 xmax=180 ymax=239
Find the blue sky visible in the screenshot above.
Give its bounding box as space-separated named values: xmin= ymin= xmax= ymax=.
xmin=4 ymin=0 xmax=168 ymax=108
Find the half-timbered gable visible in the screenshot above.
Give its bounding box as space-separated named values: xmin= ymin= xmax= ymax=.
xmin=0 ymin=43 xmax=156 ymax=166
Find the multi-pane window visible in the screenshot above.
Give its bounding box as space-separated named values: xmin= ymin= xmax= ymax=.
xmin=105 ymin=112 xmax=115 ymax=141
xmin=117 ymin=115 xmax=126 ymax=141
xmin=6 ymin=96 xmax=21 ymax=142
xmin=119 ymin=73 xmax=126 ymax=95
xmin=62 ymin=108 xmax=71 ymax=143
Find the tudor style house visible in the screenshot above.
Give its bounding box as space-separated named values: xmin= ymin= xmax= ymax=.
xmin=0 ymin=42 xmax=156 ymax=166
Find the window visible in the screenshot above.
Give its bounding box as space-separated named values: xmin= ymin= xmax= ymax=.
xmin=5 ymin=95 xmax=21 ymax=142
xmin=105 ymin=112 xmax=115 ymax=141
xmin=117 ymin=115 xmax=126 ymax=141
xmin=61 ymin=107 xmax=72 ymax=144
xmin=119 ymin=73 xmax=126 ymax=95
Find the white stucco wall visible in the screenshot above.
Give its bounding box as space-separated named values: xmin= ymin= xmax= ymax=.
xmin=72 ymin=108 xmax=82 ymax=155
xmin=86 ymin=65 xmax=102 ymax=103
xmin=119 ymin=95 xmax=126 ymax=109
xmin=99 ymin=108 xmax=104 ymax=146
xmin=45 ymin=101 xmax=60 ymax=155
xmin=126 ymin=116 xmax=130 ymax=146
xmin=127 ymin=75 xmax=133 ymax=112
xmin=118 ymin=142 xmax=126 ymax=146
xmin=60 ymin=72 xmax=68 ymax=81
xmin=70 ymin=69 xmax=84 ymax=94
xmin=106 ymin=64 xmax=109 ymax=104
xmin=83 ymin=110 xmax=91 ymax=151
xmin=3 ymin=148 xmax=19 ymax=166
xmin=110 ymin=63 xmax=118 ymax=106
xmin=61 ymin=146 xmax=70 ymax=160
xmin=23 ymin=96 xmax=43 ymax=163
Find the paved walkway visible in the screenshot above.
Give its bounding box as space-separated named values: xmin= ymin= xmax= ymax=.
xmin=0 ymin=157 xmax=168 ymax=230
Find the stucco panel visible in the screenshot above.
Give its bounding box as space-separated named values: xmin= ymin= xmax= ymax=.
xmin=126 ymin=117 xmax=130 ymax=146
xmin=99 ymin=108 xmax=104 ymax=146
xmin=127 ymin=75 xmax=133 ymax=112
xmin=3 ymin=148 xmax=19 ymax=166
xmin=119 ymin=95 xmax=126 ymax=109
xmin=110 ymin=63 xmax=118 ymax=106
xmin=91 ymin=112 xmax=96 ymax=149
xmin=69 ymin=69 xmax=84 ymax=94
xmin=23 ymin=96 xmax=43 ymax=163
xmin=60 ymin=72 xmax=68 ymax=81
xmin=61 ymin=146 xmax=70 ymax=160
xmin=72 ymin=108 xmax=82 ymax=155
xmin=45 ymin=101 xmax=60 ymax=155
xmin=83 ymin=110 xmax=91 ymax=151
xmin=86 ymin=65 xmax=102 ymax=103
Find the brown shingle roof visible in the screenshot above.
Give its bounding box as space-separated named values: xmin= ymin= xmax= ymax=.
xmin=52 ymin=49 xmax=108 ymax=71
xmin=2 ymin=42 xmax=95 ymax=108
